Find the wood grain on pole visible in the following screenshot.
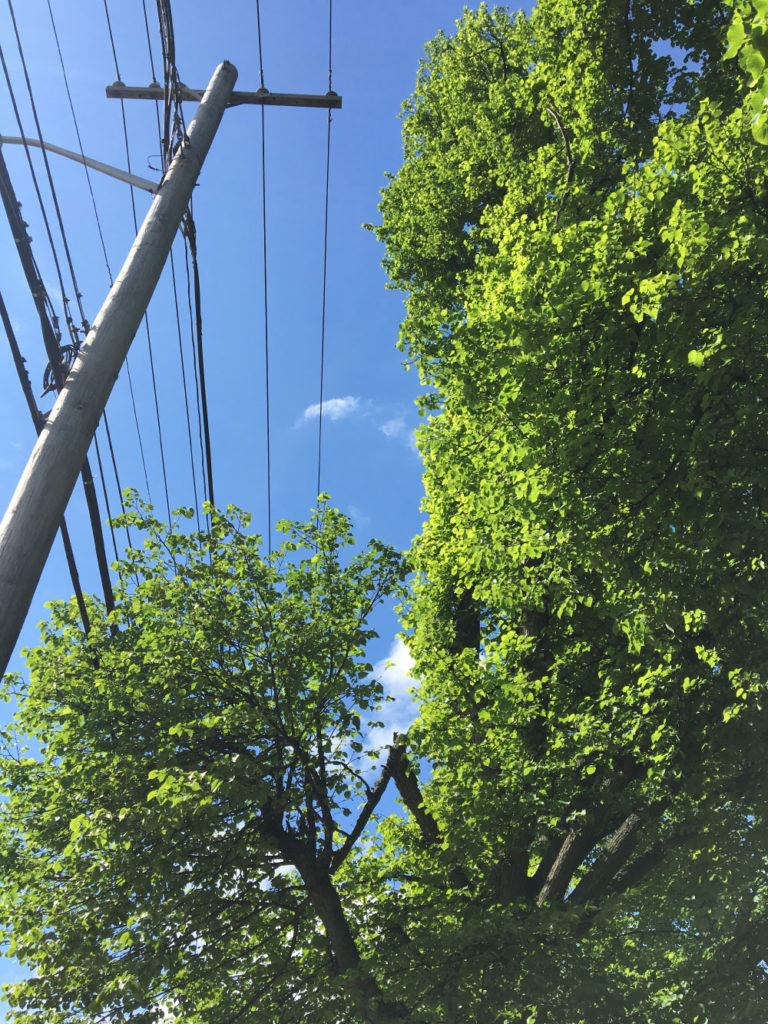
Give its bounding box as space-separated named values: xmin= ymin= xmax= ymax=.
xmin=0 ymin=61 xmax=238 ymax=678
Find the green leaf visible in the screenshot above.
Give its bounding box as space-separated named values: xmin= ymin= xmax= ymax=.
xmin=725 ymin=12 xmax=746 ymax=58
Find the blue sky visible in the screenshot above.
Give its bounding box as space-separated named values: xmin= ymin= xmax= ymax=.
xmin=0 ymin=0 xmax=476 ymax=668
xmin=0 ymin=0 xmax=533 ymax=1009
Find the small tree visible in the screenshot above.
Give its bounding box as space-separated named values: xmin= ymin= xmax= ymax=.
xmin=0 ymin=496 xmax=410 ymax=1023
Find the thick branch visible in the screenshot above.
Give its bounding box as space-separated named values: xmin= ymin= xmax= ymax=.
xmin=331 ymin=743 xmax=399 ymax=873
xmin=390 ymin=735 xmax=469 ymax=889
xmin=390 ymin=736 xmax=439 ymax=843
xmin=567 ymin=809 xmax=642 ymax=906
xmin=262 ymin=802 xmax=414 ymax=1023
xmin=606 ymin=824 xmax=688 ymax=899
xmin=534 ymin=763 xmax=640 ymax=906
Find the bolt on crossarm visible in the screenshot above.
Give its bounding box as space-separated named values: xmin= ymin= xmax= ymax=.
xmin=0 ymin=60 xmax=238 ymax=679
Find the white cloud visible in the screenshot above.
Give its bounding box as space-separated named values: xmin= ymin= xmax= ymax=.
xmin=347 ymin=504 xmax=371 ymax=529
xmin=300 ymin=395 xmax=359 ymax=424
xmin=378 ymin=414 xmax=421 ymax=459
xmin=366 ymin=636 xmax=419 ymax=754
xmin=380 ymin=416 xmax=405 ymax=439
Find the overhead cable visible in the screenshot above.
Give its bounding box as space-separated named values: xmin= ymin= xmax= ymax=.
xmin=316 ymin=0 xmax=334 ymax=501
xmin=182 ymin=224 xmax=211 ymax=510
xmin=146 ymin=0 xmax=211 ymax=520
xmin=0 ymin=59 xmax=114 ymax=612
xmin=255 ymin=0 xmax=272 ymax=554
xmin=0 ymin=288 xmax=90 ymax=632
xmin=168 ymin=243 xmax=202 ymax=530
xmin=182 ymin=212 xmax=215 ymax=511
xmin=46 ymin=0 xmax=137 ymax=550
xmin=103 ymin=0 xmax=173 ymax=522
xmin=8 ymin=0 xmax=121 ymax=597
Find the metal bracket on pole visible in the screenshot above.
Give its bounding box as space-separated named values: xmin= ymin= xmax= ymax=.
xmin=106 ymin=82 xmax=341 ymax=110
xmin=0 ymin=135 xmax=158 ymax=192
xmin=0 ymin=61 xmax=238 ymax=679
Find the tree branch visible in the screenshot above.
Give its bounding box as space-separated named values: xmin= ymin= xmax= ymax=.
xmin=390 ymin=734 xmax=469 ymax=889
xmin=330 ymin=743 xmax=399 ymax=873
xmin=389 ymin=736 xmax=439 ymax=843
xmin=544 ymin=105 xmax=575 ymax=225
xmin=567 ymin=809 xmax=643 ymax=906
xmin=534 ymin=763 xmax=640 ymax=906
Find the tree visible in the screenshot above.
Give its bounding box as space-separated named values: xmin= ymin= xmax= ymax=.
xmin=725 ymin=0 xmax=768 ymax=141
xmin=371 ymin=0 xmax=768 ymax=1019
xmin=0 ymin=497 xmax=411 ymax=1023
xmin=4 ymin=1 xmax=768 ymax=1021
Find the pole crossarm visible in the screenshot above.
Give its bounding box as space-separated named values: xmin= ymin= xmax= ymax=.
xmin=0 ymin=61 xmax=238 ymax=679
xmin=106 ymin=82 xmax=341 ymax=109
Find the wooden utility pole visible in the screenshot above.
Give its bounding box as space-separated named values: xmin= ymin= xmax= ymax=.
xmin=0 ymin=61 xmax=238 ymax=678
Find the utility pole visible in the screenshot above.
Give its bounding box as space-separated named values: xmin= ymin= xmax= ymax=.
xmin=0 ymin=61 xmax=238 ymax=678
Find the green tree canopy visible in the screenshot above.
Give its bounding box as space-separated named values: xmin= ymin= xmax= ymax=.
xmin=373 ymin=0 xmax=768 ymax=1019
xmin=1 ymin=497 xmax=410 ymax=1023
xmin=4 ymin=1 xmax=768 ymax=1022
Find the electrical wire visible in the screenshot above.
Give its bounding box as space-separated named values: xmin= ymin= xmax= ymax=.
xmin=316 ymin=0 xmax=334 ymax=501
xmin=7 ymin=0 xmax=89 ymax=341
xmin=0 ymin=20 xmax=115 ymax=612
xmin=0 ymin=287 xmax=91 ymax=632
xmin=0 ymin=39 xmax=74 ymax=342
xmin=169 ymin=243 xmax=202 ymax=531
xmin=145 ymin=0 xmax=210 ymax=522
xmin=260 ymin=107 xmax=272 ymax=555
xmin=104 ymin=0 xmax=173 ymax=522
xmin=7 ymin=0 xmax=120 ymax=600
xmin=255 ymin=0 xmax=265 ymax=89
xmin=182 ymin=211 xmax=216 ymax=511
xmin=182 ymin=225 xmax=210 ymax=509
xmin=46 ymin=0 xmax=111 ymax=286
xmin=154 ymin=0 xmax=186 ymax=170
xmin=255 ymin=0 xmax=272 ymax=554
xmin=46 ymin=0 xmax=138 ymax=550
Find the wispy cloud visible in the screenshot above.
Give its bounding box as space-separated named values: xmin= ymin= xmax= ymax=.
xmin=300 ymin=395 xmax=359 ymax=424
xmin=347 ymin=504 xmax=371 ymax=529
xmin=378 ymin=414 xmax=420 ymax=457
xmin=379 ymin=416 xmax=405 ymax=439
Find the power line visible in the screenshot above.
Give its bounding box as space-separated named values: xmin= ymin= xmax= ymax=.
xmin=316 ymin=0 xmax=334 ymax=501
xmin=46 ymin=0 xmax=138 ymax=550
xmin=260 ymin=108 xmax=272 ymax=557
xmin=0 ymin=288 xmax=90 ymax=633
xmin=255 ymin=0 xmax=265 ymax=88
xmin=0 ymin=38 xmax=74 ymax=341
xmin=181 ymin=223 xmax=210 ymax=509
xmin=153 ymin=0 xmax=187 ymax=170
xmin=7 ymin=0 xmax=121 ymax=601
xmin=145 ymin=0 xmax=212 ymax=521
xmin=104 ymin=0 xmax=173 ymax=522
xmin=6 ymin=0 xmax=89 ymax=339
xmin=182 ymin=211 xmax=216 ymax=511
xmin=169 ymin=242 xmax=202 ymax=530
xmin=255 ymin=0 xmax=272 ymax=554
xmin=0 ymin=29 xmax=114 ymax=613
xmin=46 ymin=0 xmax=111 ymax=286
